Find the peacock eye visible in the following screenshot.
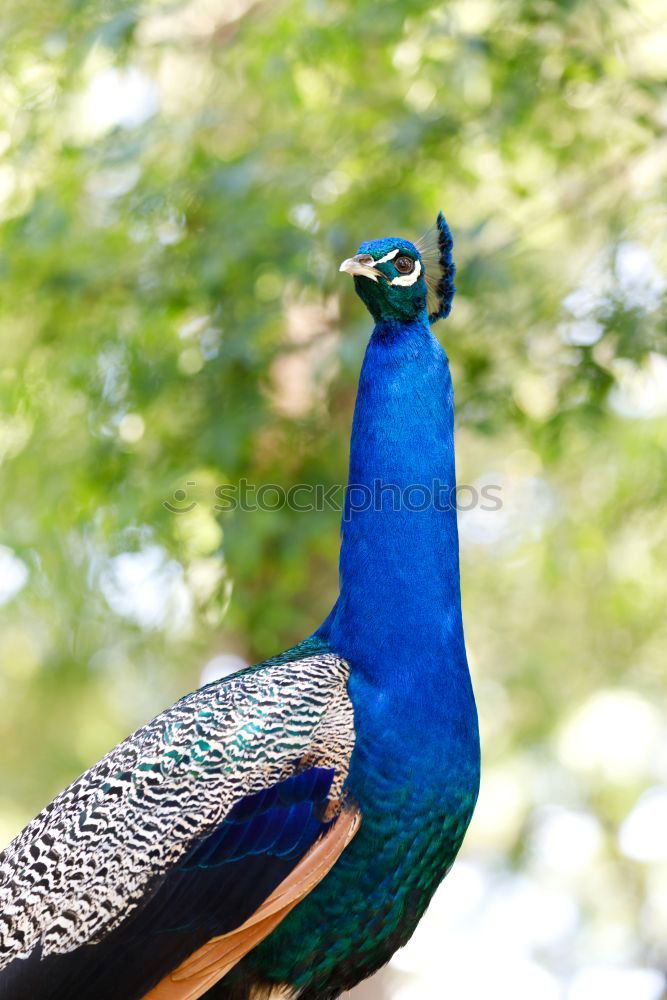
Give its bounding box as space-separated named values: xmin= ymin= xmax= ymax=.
xmin=395 ymin=255 xmax=414 ymax=274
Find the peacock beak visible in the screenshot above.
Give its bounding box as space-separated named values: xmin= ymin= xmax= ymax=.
xmin=339 ymin=255 xmax=381 ymax=283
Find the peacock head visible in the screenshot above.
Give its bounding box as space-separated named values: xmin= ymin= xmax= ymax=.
xmin=339 ymin=212 xmax=456 ymax=326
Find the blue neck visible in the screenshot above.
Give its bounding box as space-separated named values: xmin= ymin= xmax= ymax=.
xmin=318 ymin=313 xmax=468 ymax=696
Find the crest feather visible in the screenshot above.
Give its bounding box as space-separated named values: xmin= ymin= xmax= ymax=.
xmin=416 ymin=212 xmax=456 ymax=324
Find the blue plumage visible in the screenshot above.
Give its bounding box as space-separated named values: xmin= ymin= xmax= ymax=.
xmin=239 ymin=222 xmax=479 ymax=997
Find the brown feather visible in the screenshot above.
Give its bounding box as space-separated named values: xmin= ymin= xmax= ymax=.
xmin=143 ymin=806 xmax=361 ymax=1000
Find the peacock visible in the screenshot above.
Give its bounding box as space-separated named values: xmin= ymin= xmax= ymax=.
xmin=0 ymin=213 xmax=480 ymax=1000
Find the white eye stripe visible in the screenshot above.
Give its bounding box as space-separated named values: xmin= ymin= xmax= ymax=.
xmin=390 ymin=258 xmax=422 ymax=286
xmin=373 ymin=248 xmax=400 ymax=265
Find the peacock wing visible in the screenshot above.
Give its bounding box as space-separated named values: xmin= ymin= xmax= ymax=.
xmin=0 ymin=652 xmax=357 ymax=1000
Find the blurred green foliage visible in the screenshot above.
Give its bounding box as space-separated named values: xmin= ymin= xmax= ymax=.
xmin=1 ymin=0 xmax=666 ymax=994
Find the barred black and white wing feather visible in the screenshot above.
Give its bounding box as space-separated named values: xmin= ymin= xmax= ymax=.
xmin=0 ymin=652 xmax=357 ymax=1000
